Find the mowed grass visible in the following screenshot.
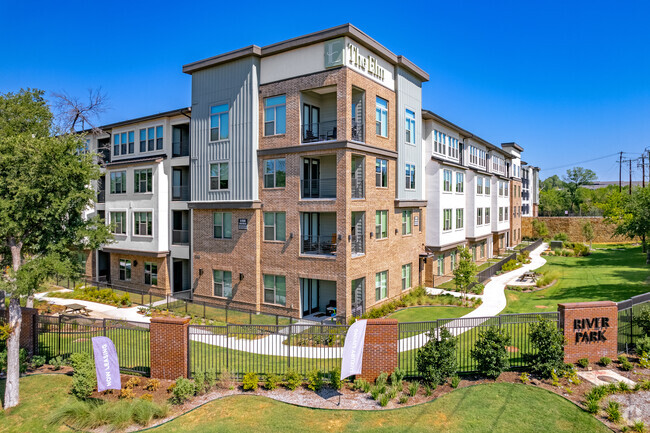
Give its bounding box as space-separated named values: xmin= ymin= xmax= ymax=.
xmin=388 ymin=306 xmax=474 ymax=322
xmin=0 ymin=376 xmax=610 ymax=433
xmin=502 ymin=244 xmax=649 ymax=314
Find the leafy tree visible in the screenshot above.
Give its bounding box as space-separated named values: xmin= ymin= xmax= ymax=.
xmin=602 ymin=188 xmax=650 ymax=263
xmin=582 ymin=221 xmax=594 ymax=248
xmin=0 ymin=89 xmax=112 ymax=409
xmin=531 ymin=219 xmax=549 ymax=239
xmin=471 ymin=327 xmax=511 ymax=379
xmin=416 ymin=327 xmax=457 ymax=385
xmin=539 ymin=188 xmax=567 ymax=216
xmin=540 ymin=174 xmax=565 ymax=191
xmin=453 ymin=246 xmax=477 ymax=304
xmin=563 ymin=167 xmax=597 ymax=214
xmin=525 ymin=317 xmax=565 ymax=378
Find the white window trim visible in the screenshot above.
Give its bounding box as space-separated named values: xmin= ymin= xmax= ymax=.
xmin=209 ymin=103 xmax=230 ymax=143
xmin=208 ymin=160 xmax=231 ymax=192
xmin=132 ymin=209 xmax=154 ymax=238
xmin=405 ymin=107 xmax=416 ymax=145
xmin=133 ymin=167 xmax=154 ymax=194
xmin=108 ymin=209 xmax=128 ymax=236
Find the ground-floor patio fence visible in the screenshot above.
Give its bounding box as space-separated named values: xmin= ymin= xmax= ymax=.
xmin=617 ymin=292 xmax=650 ymax=354
xmin=475 ymin=239 xmax=544 ymax=284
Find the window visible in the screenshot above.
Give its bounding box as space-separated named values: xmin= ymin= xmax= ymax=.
xmin=505 ymin=206 xmax=509 ymax=221
xmin=209 ymin=162 xmax=229 ymax=190
xmin=448 ymin=137 xmax=459 ymax=159
xmin=402 ymin=264 xmax=411 ymax=291
xmin=156 ymin=126 xmax=163 ymax=150
xmin=213 ymin=212 xmax=232 ymax=239
xmin=263 ymin=158 xmax=286 ymax=188
xmin=264 ymin=95 xmax=286 ymax=136
xmin=477 ymin=177 xmax=483 ymax=194
xmin=504 ymin=183 xmax=509 ymax=197
xmin=405 ymin=109 xmax=415 ymax=144
xmin=481 ymin=242 xmax=486 ymax=258
xmin=485 ymin=207 xmax=491 ymax=224
xmin=499 ymin=181 xmax=504 ymax=196
xmin=264 ymin=212 xmax=286 ymax=241
xmin=113 ymin=134 xmax=120 ymax=156
xmin=443 ymin=170 xmax=452 ymax=192
xmin=485 ymin=178 xmax=491 ymax=195
xmin=133 ymin=168 xmax=153 ymax=193
xmin=110 ymin=211 xmax=126 ymax=235
xmin=477 ymin=208 xmax=483 ymax=226
xmin=139 ymin=129 xmax=146 ymax=152
xmin=437 ymin=255 xmax=444 ymax=276
xmin=144 ymin=262 xmax=158 ymax=285
xmin=456 ymin=172 xmax=464 ymax=193
xmin=127 ymin=131 xmax=134 ymax=154
xmin=110 ymin=171 xmax=126 ymax=194
xmin=450 ymin=252 xmax=456 ymax=269
xmin=443 ymin=209 xmax=452 ymax=231
xmin=375 ymin=158 xmax=388 ymax=187
xmin=264 ymin=274 xmax=286 ymax=305
xmin=147 ymin=127 xmax=155 ymax=151
xmin=213 ymin=270 xmax=233 ymax=298
xmin=402 ymin=210 xmax=412 ymax=235
xmin=433 ymin=130 xmax=447 ymax=155
xmin=375 ymin=97 xmax=388 ymax=137
xmin=119 ymin=259 xmax=131 ymax=281
xmin=405 ymin=163 xmax=416 ymax=190
xmin=375 ymin=270 xmax=387 ymax=301
xmin=210 ymin=104 xmax=229 ymax=141
xmin=499 ymin=207 xmax=503 ymax=222
xmin=133 ymin=211 xmax=153 ymax=236
xmin=456 ymin=209 xmax=464 ymax=229
xmin=472 ymin=246 xmax=477 ymax=261
xmin=375 ymin=210 xmax=388 ymax=239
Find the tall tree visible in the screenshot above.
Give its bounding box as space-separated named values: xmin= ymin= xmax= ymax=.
xmin=540 ymin=174 xmax=565 ymax=191
xmin=582 ymin=221 xmax=594 ymax=249
xmin=0 ymin=89 xmax=112 ymax=409
xmin=563 ymin=167 xmax=597 ymax=214
xmin=453 ymin=246 xmax=478 ymax=304
xmin=602 ymin=188 xmax=650 ymax=263
xmin=539 ymin=188 xmax=567 ymax=216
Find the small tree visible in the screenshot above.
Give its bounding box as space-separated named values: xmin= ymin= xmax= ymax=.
xmin=531 ymin=219 xmax=549 ymax=239
xmin=602 ymin=188 xmax=650 ymax=263
xmin=582 ymin=221 xmax=594 ymax=249
xmin=525 ymin=317 xmax=565 ymax=378
xmin=471 ymin=327 xmax=511 ymax=379
xmin=416 ymin=327 xmax=457 ymax=385
xmin=453 ymin=246 xmax=477 ymax=304
xmin=563 ymin=167 xmax=597 ymax=215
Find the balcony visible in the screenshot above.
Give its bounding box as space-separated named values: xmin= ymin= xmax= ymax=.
xmin=302 ymin=178 xmax=336 ymax=199
xmin=351 ymin=155 xmax=364 ymax=199
xmin=172 ymin=210 xmax=190 ymax=246
xmin=172 ymin=229 xmax=189 ymax=245
xmin=301 ymin=212 xmax=337 ymax=256
xmin=97 ymin=176 xmax=105 ymax=203
xmin=351 ymin=234 xmax=364 ymax=256
xmin=351 ymin=211 xmax=365 ymax=256
xmin=172 ymin=167 xmax=190 ymax=201
xmin=172 ymin=185 xmax=190 ymax=201
xmin=301 ymin=234 xmax=338 ymax=255
xmin=300 ymin=86 xmax=337 ymax=144
xmin=351 ymin=119 xmax=364 ymax=142
xmin=301 ymin=155 xmax=337 ymax=199
xmin=351 ymin=87 xmax=365 ymax=142
xmin=172 ymin=124 xmax=190 ymax=157
xmin=302 ymin=120 xmax=337 ymax=143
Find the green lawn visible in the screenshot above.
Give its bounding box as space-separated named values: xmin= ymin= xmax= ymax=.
xmin=502 ymin=244 xmax=650 ymax=314
xmin=388 ymin=306 xmax=474 ymax=322
xmin=0 ymin=376 xmax=610 ymax=433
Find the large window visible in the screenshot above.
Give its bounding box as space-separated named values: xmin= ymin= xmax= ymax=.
xmin=128 ymin=131 xmax=134 ymax=154
xmin=264 ymin=274 xmax=286 ymax=305
xmin=263 ymin=158 xmax=286 ymax=188
xmin=443 ymin=209 xmax=452 ymax=231
xmin=485 ymin=207 xmax=491 ymax=224
xmin=110 ymin=171 xmax=126 ymax=194
xmin=405 ymin=109 xmax=415 ymax=144
xmin=505 ymin=182 xmax=509 ymax=197
xmin=213 ymin=270 xmax=233 ymax=298
xmin=402 ymin=210 xmax=412 ymax=235
xmin=213 ymin=212 xmax=232 ymax=239
xmin=402 ymin=264 xmax=411 ymax=291
xmin=264 ymin=95 xmax=286 ymax=136
xmin=443 ymin=169 xmax=452 ymax=192
xmin=113 ymin=134 xmax=120 ymax=156
xmin=209 ymin=162 xmax=229 ymax=190
xmin=485 ymin=178 xmax=491 ymax=195
xmin=434 ymin=130 xmax=447 ymax=155
xmin=437 ymin=255 xmax=444 ymax=276
xmin=110 ymin=211 xmax=126 ymax=235
xmin=505 ymin=206 xmax=509 ymax=221
xmin=477 ymin=177 xmax=483 ymax=195
xmin=139 ymin=129 xmax=147 ymax=152
xmin=376 ymin=158 xmax=388 ymax=187
xmin=456 ymin=172 xmax=464 ymax=193
xmin=144 ymin=262 xmax=158 ymax=285
xmin=499 ymin=207 xmax=504 ymax=222
xmin=375 ymin=270 xmax=387 ymax=301
xmin=263 ymin=212 xmax=286 ymax=241
xmin=456 ymin=209 xmax=464 ymax=229
xmin=477 ymin=208 xmax=483 ymax=226
xmin=119 ymin=259 xmax=131 ymax=281
xmin=133 ymin=211 xmax=153 ymax=236
xmin=210 ymin=104 xmax=229 ymax=141
xmin=375 ymin=97 xmax=388 ymax=137
xmin=499 ymin=181 xmax=504 ymax=196
xmin=134 ymin=168 xmax=153 ymax=193
xmin=375 ymin=210 xmax=388 ymax=239
xmin=405 ymin=163 xmax=415 ymax=190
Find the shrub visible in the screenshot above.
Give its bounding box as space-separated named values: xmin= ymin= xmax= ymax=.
xmin=471 ymin=327 xmax=510 ymax=379
xmin=632 ymin=420 xmax=646 ymax=433
xmin=577 ymin=358 xmax=589 ymax=369
xmin=50 ymin=355 xmax=65 ymax=370
xmin=125 ymin=377 xmax=141 ymax=389
xmin=639 ymin=352 xmax=650 ymax=369
xmin=193 ymin=371 xmax=205 ymax=393
xmin=262 ymin=372 xmax=279 ymax=390
xmin=375 ymin=372 xmax=388 ymax=387
xmin=399 ymin=394 xmax=409 ymax=404
xmin=408 ymin=381 xmax=420 ymax=397
xmin=424 ymin=384 xmax=434 ymax=396
xmin=119 ymin=387 xmax=136 ymax=400
xmin=370 ymin=385 xmax=384 ymax=400
xmin=520 ymin=372 xmax=530 ymax=383
xmin=144 ymin=379 xmax=160 ymax=392
xmin=170 ymin=377 xmax=196 ymax=404
xmin=573 ymin=243 xmax=590 ymax=257
xmin=218 ymin=368 xmax=236 ymax=390
xmin=553 ymin=233 xmax=569 ymax=242
xmin=586 ymin=399 xmax=600 ymax=414
xmin=70 ymin=352 xmax=97 ymax=400
xmin=353 ymin=378 xmax=368 ymax=391
xmin=50 ymin=398 xmax=170 ymax=430
xmin=526 ymin=317 xmax=565 ymax=378
xmin=471 ymin=283 xmax=485 ymax=295
xmin=242 ymin=372 xmax=258 ymax=391
xmin=329 ymin=368 xmax=342 ymax=390
xmin=416 ymin=327 xmax=457 ymax=385
xmin=605 ymin=400 xmax=621 ymax=422
xmin=386 ymin=386 xmax=399 ymax=399
xmin=379 ymin=394 xmax=390 ymax=407
xmin=618 ymin=381 xmax=631 ymax=393
xmin=532 ymin=220 xmax=549 ymax=238
xmin=451 ymin=376 xmax=461 ymax=388
xmin=501 ymin=259 xmax=521 ymax=272
xmin=391 ymin=367 xmax=406 ymax=387
xmin=635 ymin=306 xmax=650 ymax=337
xmin=306 ymin=369 xmax=324 ymax=391
xmin=635 ymin=335 xmax=650 ymax=356
xmin=204 ymin=370 xmax=216 ymax=390
xmin=284 ymin=369 xmax=302 ymax=391
xmin=140 ymin=393 xmax=153 ymax=402
xmin=618 ymin=355 xmax=634 ymax=371
xmin=600 ymin=357 xmax=612 ymax=367
xmin=31 ymin=355 xmax=46 ymax=368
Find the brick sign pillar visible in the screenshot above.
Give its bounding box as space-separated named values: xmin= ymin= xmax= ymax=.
xmin=2 ymin=307 xmax=38 ymax=356
xmin=150 ymin=316 xmax=190 ymax=380
xmin=358 ymin=319 xmax=399 ymax=382
xmin=558 ymin=301 xmax=618 ymax=363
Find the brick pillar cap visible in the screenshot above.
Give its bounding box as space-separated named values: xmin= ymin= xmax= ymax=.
xmin=558 ymin=301 xmax=617 ymax=310
xmin=150 ymin=316 xmax=190 ymax=325
xmin=21 ymin=307 xmax=39 ymax=314
xmin=365 ymin=319 xmax=399 ymax=325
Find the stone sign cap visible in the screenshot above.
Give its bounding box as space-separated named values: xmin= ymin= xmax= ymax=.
xmin=558 ymin=301 xmax=616 ymax=310
xmin=150 ymin=316 xmax=190 ymax=325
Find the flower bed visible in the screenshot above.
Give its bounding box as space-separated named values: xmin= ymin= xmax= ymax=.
xmin=46 ymin=286 xmax=132 ymax=307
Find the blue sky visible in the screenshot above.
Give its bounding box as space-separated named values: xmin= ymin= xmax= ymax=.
xmin=2 ymin=0 xmax=649 ymax=180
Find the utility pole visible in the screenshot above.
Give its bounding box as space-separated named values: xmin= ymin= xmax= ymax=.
xmin=619 ymin=151 xmax=623 ymax=192
xmin=629 ymin=159 xmax=632 ymax=195
xmin=643 ymin=153 xmax=646 ymax=188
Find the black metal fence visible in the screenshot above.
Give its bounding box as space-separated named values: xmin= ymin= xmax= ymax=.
xmin=36 ymin=314 xmax=150 ymax=375
xmin=618 ymin=292 xmax=650 ymax=354
xmin=476 ymin=238 xmax=544 ymax=284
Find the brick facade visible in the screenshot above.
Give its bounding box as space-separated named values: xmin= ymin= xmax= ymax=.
xmin=510 ymin=180 xmax=522 ymax=246
xmin=2 ymin=307 xmax=38 ymax=356
xmin=558 ymin=301 xmax=618 ymax=363
xmin=522 ymin=216 xmax=633 ymax=243
xmin=109 ymin=253 xmax=170 ymax=296
xmin=359 ymin=319 xmax=399 ymax=382
xmin=150 ymin=316 xmax=190 ymax=380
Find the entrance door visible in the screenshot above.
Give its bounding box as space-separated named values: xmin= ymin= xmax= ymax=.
xmin=173 ymin=260 xmax=183 ymax=293
xmin=303 ymin=158 xmax=320 ymax=198
xmin=98 ymin=251 xmax=110 ymax=282
xmin=351 ymin=278 xmax=365 ymax=317
xmin=301 ymin=279 xmax=320 ymax=316
xmin=301 ymin=212 xmax=321 ymax=253
xmin=302 ymin=104 xmax=320 ymax=141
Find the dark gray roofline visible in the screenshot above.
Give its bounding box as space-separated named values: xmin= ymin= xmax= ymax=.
xmin=501 ymin=142 xmax=524 ymax=152
xmin=182 ymin=23 xmax=429 ymax=82
xmin=84 ymin=107 xmax=191 ymax=133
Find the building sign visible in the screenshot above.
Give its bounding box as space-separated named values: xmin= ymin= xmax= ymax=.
xmin=414 ymin=215 xmax=419 ymax=227
xmin=238 ymin=218 xmax=248 ymax=231
xmin=347 ymin=43 xmax=385 ymax=82
xmin=559 ymin=301 xmax=618 ymax=363
xmin=324 ymin=38 xmax=344 ymax=68
xmin=573 ymin=317 xmax=610 ymax=343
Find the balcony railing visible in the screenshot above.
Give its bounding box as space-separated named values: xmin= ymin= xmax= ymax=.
xmin=351 ymin=234 xmax=364 ymax=256
xmin=351 ymin=119 xmax=364 ymax=142
xmin=97 ymin=189 xmax=105 ymax=204
xmin=301 ymin=234 xmax=337 ymax=256
xmin=172 ymin=185 xmax=190 ymax=201
xmin=302 ymin=120 xmax=337 ymax=143
xmin=172 ymin=229 xmax=189 ymax=245
xmin=172 ymin=140 xmax=190 ymax=158
xmin=351 ymin=177 xmax=364 ymax=199
xmin=302 ymin=178 xmax=336 ymax=199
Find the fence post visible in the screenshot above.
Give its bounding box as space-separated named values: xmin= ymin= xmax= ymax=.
xmin=629 ymin=307 xmax=634 ymax=353
xmin=57 ymin=315 xmax=62 ymax=356
xmin=226 ymin=324 xmax=229 ymax=369
xmin=203 ymin=302 xmax=206 ymax=319
xmin=287 ymin=325 xmax=292 ymax=369
xmin=249 ymin=311 xmax=252 ymax=325
xmin=225 ymin=307 xmax=228 ymax=324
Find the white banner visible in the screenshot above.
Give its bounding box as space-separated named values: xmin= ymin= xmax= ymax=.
xmin=340 ymin=319 xmax=367 ymax=380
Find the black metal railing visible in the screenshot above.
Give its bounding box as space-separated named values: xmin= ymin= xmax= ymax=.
xmin=301 ymin=234 xmax=337 ymax=255
xmin=301 ymin=178 xmax=336 ymax=199
xmin=172 ymin=229 xmax=189 ymax=245
xmin=618 ymin=292 xmax=650 ymax=354
xmin=172 ymin=185 xmax=190 ymax=201
xmin=351 ymin=177 xmax=364 ymax=199
xmin=301 ymin=120 xmax=337 ymax=143
xmin=172 ymin=140 xmax=190 ymax=157
xmin=351 ymin=119 xmax=364 ymax=142
xmin=474 ymin=239 xmax=543 ymax=284
xmin=351 ymin=234 xmax=364 ymax=256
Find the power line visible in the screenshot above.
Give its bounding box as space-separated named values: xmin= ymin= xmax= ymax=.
xmin=540 ymin=152 xmax=621 ymax=171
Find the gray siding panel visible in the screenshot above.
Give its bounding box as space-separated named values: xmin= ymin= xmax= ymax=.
xmin=396 ymin=67 xmax=423 ymax=201
xmin=190 ymin=57 xmax=259 ymax=202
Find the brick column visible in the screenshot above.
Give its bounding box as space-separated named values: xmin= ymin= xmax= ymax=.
xmin=358 ymin=319 xmax=399 ymax=382
xmin=150 ymin=316 xmax=190 ymax=380
xmin=558 ymin=301 xmax=618 ymax=363
xmin=2 ymin=307 xmax=37 ymax=356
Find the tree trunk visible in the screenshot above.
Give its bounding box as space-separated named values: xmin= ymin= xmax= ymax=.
xmin=3 ymin=297 xmax=22 ymax=409
xmin=25 ymin=295 xmax=34 ymax=308
xmin=642 ymin=234 xmax=647 ymax=254
xmin=0 ymin=291 xmax=5 ymax=310
xmin=8 ymin=237 xmax=22 ymax=272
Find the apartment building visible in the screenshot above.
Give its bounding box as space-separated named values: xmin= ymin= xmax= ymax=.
xmin=521 ymin=164 xmax=540 ymax=217
xmin=501 ymin=142 xmax=523 ymax=247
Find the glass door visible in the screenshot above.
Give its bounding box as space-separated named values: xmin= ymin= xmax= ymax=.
xmin=302 ymin=158 xmax=320 ymax=198
xmin=301 ymin=278 xmax=320 ymax=316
